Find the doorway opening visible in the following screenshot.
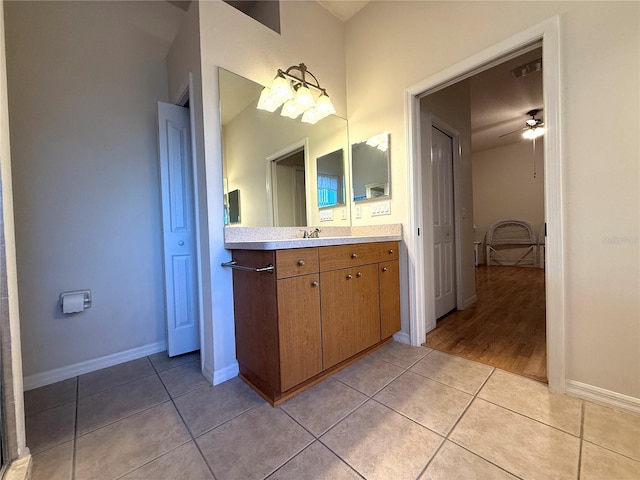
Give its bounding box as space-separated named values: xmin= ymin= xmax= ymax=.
xmin=420 ymin=47 xmax=547 ymax=382
xmin=267 ymin=140 xmax=309 ymax=227
xmin=406 ymin=17 xmax=565 ymax=392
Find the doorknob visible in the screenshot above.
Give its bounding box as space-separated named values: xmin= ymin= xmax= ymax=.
xmin=178 ymin=240 xmax=185 ymax=246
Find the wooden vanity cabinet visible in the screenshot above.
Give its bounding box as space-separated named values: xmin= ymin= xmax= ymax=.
xmin=231 ymin=240 xmax=400 ymax=405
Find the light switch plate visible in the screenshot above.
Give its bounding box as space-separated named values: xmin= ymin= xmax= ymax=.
xmin=371 ymin=200 xmax=391 ymax=216
xmin=320 ymin=209 xmax=334 ymax=221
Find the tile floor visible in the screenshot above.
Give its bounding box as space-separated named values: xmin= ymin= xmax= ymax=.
xmin=25 ymin=342 xmax=640 ymax=480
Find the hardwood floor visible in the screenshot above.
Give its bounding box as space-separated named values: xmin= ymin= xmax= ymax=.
xmin=425 ymin=265 xmax=547 ymax=383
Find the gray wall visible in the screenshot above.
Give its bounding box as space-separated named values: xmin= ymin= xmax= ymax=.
xmin=4 ymin=1 xmax=184 ymax=384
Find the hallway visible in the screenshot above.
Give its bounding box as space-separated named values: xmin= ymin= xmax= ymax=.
xmin=426 ymin=266 xmax=546 ymax=382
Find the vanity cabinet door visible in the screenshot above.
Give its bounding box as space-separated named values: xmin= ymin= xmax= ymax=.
xmin=277 ymin=273 xmax=322 ymax=391
xmin=321 ymin=264 xmax=380 ymax=369
xmin=379 ymin=260 xmax=401 ymax=339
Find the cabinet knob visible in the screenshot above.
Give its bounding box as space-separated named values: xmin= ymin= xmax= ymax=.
xmin=382 ymin=267 xmax=388 ymax=272
xmin=346 ymin=274 xmax=353 ymax=280
xmin=311 ymin=281 xmax=318 ymax=287
xmin=356 ymin=272 xmax=362 ymax=278
xmin=389 ymin=249 xmax=394 ymax=254
xmin=351 ymin=253 xmax=358 ymax=259
xmin=297 ymin=260 xmax=305 ymax=266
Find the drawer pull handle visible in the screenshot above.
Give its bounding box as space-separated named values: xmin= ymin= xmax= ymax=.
xmin=311 ymin=281 xmax=318 ymax=287
xmin=297 ymin=260 xmax=305 ymax=266
xmin=389 ymin=249 xmax=394 ymax=254
xmin=351 ymin=253 xmax=358 ymax=259
xmin=356 ymin=272 xmax=362 ymax=278
xmin=382 ymin=267 xmax=388 ymax=272
xmin=346 ymin=274 xmax=353 ymax=280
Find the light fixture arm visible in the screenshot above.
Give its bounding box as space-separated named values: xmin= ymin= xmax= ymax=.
xmin=279 ymin=63 xmax=327 ymax=95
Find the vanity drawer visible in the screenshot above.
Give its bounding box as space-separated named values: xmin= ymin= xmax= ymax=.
xmin=319 ymin=241 xmax=398 ymax=271
xmin=276 ymin=248 xmax=319 ymax=279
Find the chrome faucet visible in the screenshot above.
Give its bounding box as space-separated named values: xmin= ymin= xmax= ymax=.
xmin=302 ymin=228 xmax=321 ymax=239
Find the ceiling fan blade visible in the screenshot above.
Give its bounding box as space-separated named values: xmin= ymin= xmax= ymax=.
xmin=498 ymin=128 xmax=523 ymax=138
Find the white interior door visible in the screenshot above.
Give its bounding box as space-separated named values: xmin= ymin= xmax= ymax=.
xmin=432 ymin=126 xmax=457 ymax=318
xmin=157 ymin=101 xmax=199 ymax=356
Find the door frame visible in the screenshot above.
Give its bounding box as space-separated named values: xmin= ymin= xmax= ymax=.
xmin=421 ymin=114 xmax=464 ymax=328
xmin=265 ymin=138 xmax=309 ymax=226
xmin=405 ymin=16 xmax=566 ymax=392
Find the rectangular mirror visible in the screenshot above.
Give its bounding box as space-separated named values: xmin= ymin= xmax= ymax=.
xmin=219 ymin=68 xmax=350 ymax=227
xmin=351 ymin=132 xmax=390 ymax=202
xmin=317 ymin=148 xmax=345 ymax=209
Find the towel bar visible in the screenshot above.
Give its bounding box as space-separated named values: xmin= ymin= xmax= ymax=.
xmin=221 ymin=260 xmax=274 ymax=274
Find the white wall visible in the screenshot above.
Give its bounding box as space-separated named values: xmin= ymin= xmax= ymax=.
xmin=473 ymin=141 xmax=545 ymax=265
xmin=4 ymin=1 xmax=184 ymax=382
xmin=197 ymin=0 xmax=347 ymax=381
xmin=345 ymin=1 xmax=639 ymax=398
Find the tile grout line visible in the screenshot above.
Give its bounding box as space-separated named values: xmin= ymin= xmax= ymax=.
xmin=71 ymin=376 xmax=79 ymax=480
xmin=148 ymin=354 xmax=219 ymax=480
xmin=576 ymin=401 xmax=585 ymax=480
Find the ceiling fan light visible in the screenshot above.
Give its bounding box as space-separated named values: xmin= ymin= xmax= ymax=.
xmin=523 ymin=127 xmax=545 ymax=140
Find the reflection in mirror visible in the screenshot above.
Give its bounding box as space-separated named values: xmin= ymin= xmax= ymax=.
xmin=351 ymin=132 xmax=390 ymax=202
xmin=219 ymin=68 xmax=350 ymax=227
xmin=317 ymin=149 xmax=345 ymax=209
xmin=228 ymin=189 xmax=240 ymax=223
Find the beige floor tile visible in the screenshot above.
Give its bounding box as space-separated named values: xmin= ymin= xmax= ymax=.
xmin=410 ymin=350 xmax=493 ymax=394
xmin=580 ymin=441 xmax=640 ymax=480
xmin=25 ymin=378 xmax=77 ymax=416
xmin=478 ymin=369 xmax=582 ymax=435
xmin=268 ymin=441 xmax=361 ymax=480
xmin=77 ymin=374 xmax=169 ymax=435
xmin=321 ymin=400 xmax=443 ymax=480
xmin=333 ymin=355 xmax=404 ymax=396
xmin=280 ymin=377 xmax=367 ymax=436
xmin=374 ymin=371 xmax=472 ymax=435
xmin=450 ymin=399 xmax=580 ymax=480
xmin=148 ymin=350 xmax=200 ymax=373
xmin=420 ymin=441 xmax=518 ymax=480
xmin=196 ymin=403 xmax=314 ymax=480
xmin=31 ymin=441 xmax=73 ymax=480
xmin=158 ymin=360 xmax=210 ymax=398
xmin=75 ymin=401 xmax=191 ymax=480
xmin=26 ymin=402 xmax=76 ymax=455
xmin=78 ymin=357 xmax=155 ymax=397
xmin=583 ymin=401 xmax=640 ymax=460
xmin=368 ymin=340 xmax=432 ymax=369
xmin=174 ymin=376 xmax=262 ymax=436
xmin=120 ymin=441 xmax=214 ymax=480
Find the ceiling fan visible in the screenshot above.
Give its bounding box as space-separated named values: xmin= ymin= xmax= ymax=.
xmin=500 ymin=109 xmax=545 ymax=139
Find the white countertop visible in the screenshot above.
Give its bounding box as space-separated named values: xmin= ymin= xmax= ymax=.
xmin=225 ymin=234 xmax=402 ymax=250
xmin=224 ymin=224 xmax=402 ymax=250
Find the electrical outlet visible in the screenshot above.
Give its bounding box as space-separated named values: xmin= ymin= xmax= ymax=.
xmin=341 ymin=208 xmax=346 ymax=220
xmin=355 ymin=205 xmax=362 ymax=219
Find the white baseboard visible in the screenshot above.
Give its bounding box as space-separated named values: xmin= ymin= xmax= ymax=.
xmin=463 ymin=295 xmax=478 ymax=309
xmin=566 ymin=379 xmax=640 ymax=415
xmin=23 ymin=340 xmax=167 ymax=391
xmin=393 ymin=331 xmax=411 ymax=345
xmin=213 ymin=360 xmax=239 ymax=386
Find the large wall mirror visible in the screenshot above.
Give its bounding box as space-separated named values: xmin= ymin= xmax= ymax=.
xmin=219 ymin=68 xmax=350 ymax=227
xmin=351 ymin=132 xmax=390 ymax=202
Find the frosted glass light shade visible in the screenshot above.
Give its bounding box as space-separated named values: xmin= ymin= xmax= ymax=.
xmin=315 ymin=94 xmax=336 ymax=117
xmin=281 ymin=98 xmax=305 ymax=119
xmin=301 ymin=108 xmax=321 ymax=124
xmin=270 ymin=75 xmax=294 ymax=104
xmin=293 ymin=85 xmax=315 ymax=111
xmin=256 ymin=87 xmax=280 ymax=112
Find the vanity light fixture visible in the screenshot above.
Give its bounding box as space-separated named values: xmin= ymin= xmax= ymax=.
xmin=257 ymin=63 xmax=336 ymax=124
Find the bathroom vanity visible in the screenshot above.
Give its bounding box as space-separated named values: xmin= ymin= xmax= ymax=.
xmin=226 ymin=232 xmax=401 ymax=405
